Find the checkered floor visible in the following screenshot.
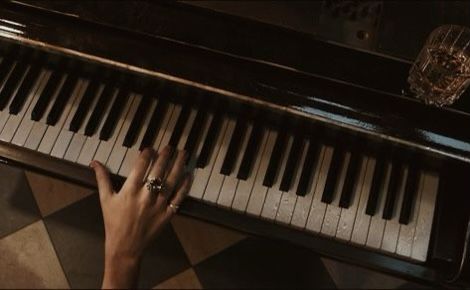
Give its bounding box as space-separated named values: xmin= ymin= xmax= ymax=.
xmin=0 ymin=164 xmax=425 ymax=288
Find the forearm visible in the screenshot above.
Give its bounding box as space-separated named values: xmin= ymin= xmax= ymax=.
xmin=102 ymin=253 xmax=140 ymax=289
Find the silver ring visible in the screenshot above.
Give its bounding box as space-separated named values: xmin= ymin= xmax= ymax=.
xmin=145 ymin=177 xmax=165 ymax=195
xmin=169 ymin=203 xmax=179 ymax=213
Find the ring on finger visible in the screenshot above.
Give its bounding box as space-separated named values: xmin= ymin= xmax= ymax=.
xmin=145 ymin=177 xmax=165 ymax=195
xmin=169 ymin=202 xmax=179 ymax=213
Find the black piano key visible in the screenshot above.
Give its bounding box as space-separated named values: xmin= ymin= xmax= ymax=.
xmin=0 ymin=58 xmax=15 ymax=85
xmin=168 ymin=105 xmax=191 ymax=148
xmin=382 ymin=163 xmax=404 ymax=220
xmin=263 ymin=131 xmax=288 ymax=187
xmin=31 ymin=70 xmax=63 ymax=121
xmin=365 ymin=158 xmax=386 ymax=216
xmin=9 ymin=65 xmax=42 ymax=115
xmin=196 ymin=112 xmax=224 ymax=168
xmin=123 ymin=96 xmax=151 ymax=147
xmin=139 ymin=99 xmax=169 ymax=150
xmin=321 ymin=148 xmax=347 ymax=204
xmin=338 ymin=152 xmax=362 ymax=208
xmin=296 ymin=140 xmax=321 ymax=196
xmin=184 ymin=110 xmax=208 ymax=160
xmin=84 ymin=85 xmax=115 ymax=136
xmin=237 ymin=123 xmax=264 ymax=180
xmin=399 ymin=166 xmax=420 ymax=225
xmin=279 ymin=136 xmax=305 ymax=192
xmin=221 ymin=119 xmax=248 ymax=176
xmin=99 ymin=88 xmax=129 ymax=140
xmin=46 ymin=74 xmax=79 ymax=125
xmin=0 ymin=61 xmax=29 ymax=110
xmin=69 ymin=80 xmax=100 ymax=132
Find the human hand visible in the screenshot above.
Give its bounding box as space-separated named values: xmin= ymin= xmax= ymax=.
xmin=90 ymin=146 xmax=191 ymax=289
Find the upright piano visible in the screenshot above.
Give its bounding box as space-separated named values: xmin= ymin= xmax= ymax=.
xmin=0 ymin=1 xmax=469 ymax=286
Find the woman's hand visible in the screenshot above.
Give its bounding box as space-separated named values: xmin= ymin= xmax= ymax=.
xmin=90 ymin=146 xmax=191 ymax=289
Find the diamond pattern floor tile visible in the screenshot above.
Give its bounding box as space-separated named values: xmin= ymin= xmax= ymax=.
xmin=0 ymin=164 xmax=40 ymax=239
xmin=44 ymin=194 xmax=190 ymax=289
xmin=194 ymin=237 xmax=336 ymax=288
xmin=171 ymin=214 xmax=246 ymax=265
xmin=0 ymin=220 xmax=69 ymax=289
xmin=25 ymin=171 xmax=93 ymax=217
xmin=153 ymin=268 xmax=202 ymax=289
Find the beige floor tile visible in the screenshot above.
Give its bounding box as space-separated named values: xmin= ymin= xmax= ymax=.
xmin=171 ymin=214 xmax=246 ymax=265
xmin=0 ymin=221 xmax=69 ymax=289
xmin=25 ymin=171 xmax=93 ymax=216
xmin=154 ymin=268 xmax=202 ymax=289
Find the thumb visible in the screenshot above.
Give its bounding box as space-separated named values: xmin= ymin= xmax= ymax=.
xmin=90 ymin=160 xmax=113 ymax=200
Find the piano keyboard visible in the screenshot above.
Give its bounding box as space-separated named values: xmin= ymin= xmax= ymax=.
xmin=0 ymin=47 xmax=439 ymax=263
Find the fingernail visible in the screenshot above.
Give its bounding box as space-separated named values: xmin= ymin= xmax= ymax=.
xmin=143 ymin=147 xmax=153 ymax=154
xmin=89 ymin=160 xmax=96 ymax=168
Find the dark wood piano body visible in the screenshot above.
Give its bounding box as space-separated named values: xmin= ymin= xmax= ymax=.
xmin=0 ymin=1 xmax=470 ymax=286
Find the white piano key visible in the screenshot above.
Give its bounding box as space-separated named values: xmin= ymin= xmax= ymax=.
xmin=50 ymin=128 xmax=74 ymax=158
xmin=260 ymin=135 xmax=294 ymax=221
xmin=335 ymin=155 xmax=368 ymax=241
xmin=217 ymin=123 xmax=253 ymax=208
xmin=24 ymin=73 xmax=68 ymax=150
xmin=38 ymin=80 xmax=87 ymax=154
xmin=93 ymin=94 xmax=138 ymax=164
xmin=396 ymin=171 xmax=425 ymax=257
xmin=106 ymin=94 xmax=142 ymax=173
xmin=158 ymin=103 xmax=182 ymax=150
xmin=245 ymin=130 xmax=277 ymax=216
xmin=231 ymin=128 xmax=269 ymax=212
xmin=77 ymin=135 xmax=100 ymax=165
xmin=65 ymin=86 xmax=118 ymax=162
xmin=24 ymin=122 xmax=47 ymax=150
xmin=366 ymin=161 xmax=392 ymax=249
xmin=291 ymin=145 xmax=326 ymax=229
xmin=151 ymin=103 xmax=176 ymax=153
xmin=0 ymin=68 xmax=46 ymax=142
xmin=321 ymin=151 xmax=351 ymax=236
xmin=381 ymin=166 xmax=408 ymax=253
xmin=305 ymin=145 xmax=334 ymax=233
xmin=189 ymin=115 xmax=228 ymax=199
xmin=51 ymin=81 xmax=99 ymax=159
xmin=11 ymin=70 xmax=52 ymax=146
xmin=275 ymin=138 xmax=309 ymax=225
xmin=118 ymin=98 xmax=158 ymax=176
xmin=203 ymin=118 xmax=236 ymax=204
xmin=411 ymin=171 xmax=439 ymax=262
xmin=177 ymin=107 xmax=198 ymax=150
xmin=350 ymin=157 xmax=376 ymax=244
xmin=76 ymin=84 xmax=113 ymax=166
xmin=63 ymin=134 xmax=86 ymax=162
xmin=185 ymin=110 xmax=212 ymax=173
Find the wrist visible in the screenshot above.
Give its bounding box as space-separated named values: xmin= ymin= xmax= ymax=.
xmin=103 ymin=250 xmax=141 ymax=289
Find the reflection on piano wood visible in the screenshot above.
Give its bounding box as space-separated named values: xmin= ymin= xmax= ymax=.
xmin=0 ymin=1 xmax=469 ymax=286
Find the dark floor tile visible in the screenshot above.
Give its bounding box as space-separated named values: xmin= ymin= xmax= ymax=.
xmin=194 ymin=237 xmax=336 ymax=289
xmin=0 ymin=164 xmax=40 ymax=238
xmin=44 ymin=194 xmax=191 ymax=289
